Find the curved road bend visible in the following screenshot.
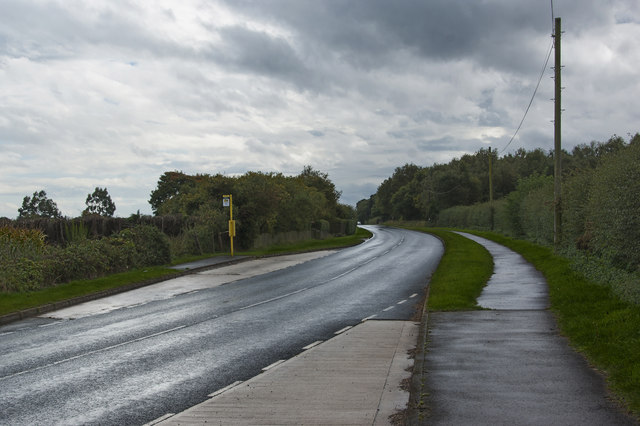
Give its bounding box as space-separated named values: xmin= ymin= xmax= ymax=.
xmin=0 ymin=225 xmax=443 ymax=426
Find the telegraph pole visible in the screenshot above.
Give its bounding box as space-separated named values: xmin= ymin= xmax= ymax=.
xmin=553 ymin=17 xmax=562 ymax=250
xmin=488 ymin=146 xmax=494 ymax=230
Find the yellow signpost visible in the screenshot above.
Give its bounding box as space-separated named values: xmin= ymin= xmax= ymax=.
xmin=223 ymin=194 xmax=235 ymax=256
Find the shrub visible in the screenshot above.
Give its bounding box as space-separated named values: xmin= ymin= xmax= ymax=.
xmin=0 ymin=227 xmax=47 ymax=292
xmin=587 ymin=143 xmax=640 ymax=271
xmin=118 ymin=225 xmax=171 ymax=267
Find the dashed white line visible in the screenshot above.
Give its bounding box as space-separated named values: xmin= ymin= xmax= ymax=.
xmin=262 ymin=360 xmax=285 ymax=371
xmin=208 ymin=381 xmax=243 ymax=397
xmin=409 ymin=293 xmax=418 ymax=298
xmin=0 ymin=331 xmax=15 ymax=336
xmin=383 ymin=306 xmax=395 ymax=312
xmin=334 ymin=326 xmax=352 ymax=335
xmin=397 ymin=299 xmax=407 ymax=305
xmin=302 ymin=341 xmax=323 ymax=350
xmin=362 ymin=314 xmax=377 ymax=322
xmin=143 ymin=413 xmax=176 ymax=426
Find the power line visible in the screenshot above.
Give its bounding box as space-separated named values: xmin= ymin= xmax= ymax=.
xmin=499 ymin=40 xmax=554 ymax=154
xmin=498 ymin=1 xmax=557 ymax=154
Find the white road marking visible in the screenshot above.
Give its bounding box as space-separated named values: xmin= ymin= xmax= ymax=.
xmin=409 ymin=293 xmax=418 ymax=298
xmin=143 ymin=413 xmax=176 ymax=426
xmin=39 ymin=321 xmax=62 ymax=328
xmin=0 ymin=331 xmax=15 ymax=336
xmin=362 ymin=314 xmax=377 ymax=322
xmin=0 ymin=325 xmax=187 ymax=382
xmin=302 ymin=341 xmax=323 ymax=350
xmin=328 ymin=267 xmax=358 ymax=281
xmin=334 ymin=326 xmax=352 ymax=335
xmin=262 ymin=360 xmax=285 ymax=371
xmin=239 ymin=287 xmax=309 ymax=311
xmin=383 ymin=306 xmax=395 ymax=312
xmin=397 ymin=299 xmax=407 ymax=305
xmin=208 ymin=381 xmax=243 ymax=397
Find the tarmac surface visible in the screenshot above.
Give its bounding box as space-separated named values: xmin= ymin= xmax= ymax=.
xmin=149 ymin=231 xmax=636 ymax=425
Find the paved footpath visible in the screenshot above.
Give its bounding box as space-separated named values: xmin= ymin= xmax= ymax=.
xmin=417 ymin=232 xmax=636 ymax=425
xmin=150 ymin=320 xmax=417 ymax=425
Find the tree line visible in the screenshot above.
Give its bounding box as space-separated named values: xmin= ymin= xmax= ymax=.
xmin=357 ymin=133 xmax=640 ymax=276
xmin=17 ymin=187 xmax=116 ymax=219
xmin=2 ymin=166 xmax=356 ymax=293
xmin=149 ymin=166 xmax=356 ymax=250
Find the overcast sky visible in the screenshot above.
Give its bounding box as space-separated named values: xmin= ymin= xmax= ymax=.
xmin=1 ymin=0 xmax=639 ymax=218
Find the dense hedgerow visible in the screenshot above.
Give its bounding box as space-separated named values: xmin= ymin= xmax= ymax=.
xmin=0 ymin=224 xmax=170 ymax=293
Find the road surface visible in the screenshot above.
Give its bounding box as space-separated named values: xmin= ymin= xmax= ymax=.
xmin=0 ymin=225 xmax=442 ymax=425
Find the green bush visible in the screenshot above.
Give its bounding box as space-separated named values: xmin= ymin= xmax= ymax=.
xmin=587 ymin=143 xmax=640 ymax=271
xmin=118 ymin=225 xmax=171 ymax=267
xmin=519 ymin=177 xmax=554 ymax=245
xmin=562 ymin=169 xmax=594 ymax=249
xmin=0 ymin=227 xmax=48 ymax=292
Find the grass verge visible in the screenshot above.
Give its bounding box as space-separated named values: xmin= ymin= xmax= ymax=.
xmin=0 ymin=266 xmax=179 ymax=317
xmin=0 ymin=228 xmax=373 ymax=318
xmin=401 ymin=226 xmax=493 ymax=311
xmin=466 ymin=230 xmax=640 ymax=417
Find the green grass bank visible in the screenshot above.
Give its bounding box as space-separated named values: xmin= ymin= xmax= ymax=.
xmin=404 ymin=225 xmax=640 ymax=418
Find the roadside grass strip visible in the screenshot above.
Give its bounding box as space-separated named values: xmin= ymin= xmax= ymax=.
xmin=465 ymin=230 xmax=640 ymax=418
xmin=406 ymin=227 xmax=493 ymax=311
xmin=0 ymin=266 xmax=179 ymax=317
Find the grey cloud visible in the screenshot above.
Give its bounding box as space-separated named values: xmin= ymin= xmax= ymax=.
xmin=212 ymin=25 xmax=316 ymax=90
xmin=222 ymin=0 xmax=555 ymax=74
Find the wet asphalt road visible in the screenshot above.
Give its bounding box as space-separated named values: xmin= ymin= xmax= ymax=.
xmin=0 ymin=226 xmax=443 ymax=426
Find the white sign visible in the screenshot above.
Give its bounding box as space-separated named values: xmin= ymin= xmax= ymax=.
xmin=223 ymin=197 xmax=230 ymax=207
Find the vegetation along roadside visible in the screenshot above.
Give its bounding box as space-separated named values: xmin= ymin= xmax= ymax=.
xmin=400 ymin=226 xmax=493 ymax=311
xmin=405 ymin=224 xmax=640 ymax=419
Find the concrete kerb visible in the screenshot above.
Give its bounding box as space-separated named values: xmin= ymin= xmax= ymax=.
xmin=405 ymin=281 xmax=432 ymax=424
xmin=0 ymin=256 xmax=254 ymax=326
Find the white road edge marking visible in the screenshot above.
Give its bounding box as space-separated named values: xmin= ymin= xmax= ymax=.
xmin=0 ymin=332 xmax=15 ymax=336
xmin=302 ymin=341 xmax=323 ymax=350
xmin=362 ymin=314 xmax=377 ymax=322
xmin=334 ymin=326 xmax=352 ymax=335
xmin=208 ymin=381 xmax=243 ymax=397
xmin=262 ymin=360 xmax=286 ymax=371
xmin=142 ymin=413 xmax=176 ymax=426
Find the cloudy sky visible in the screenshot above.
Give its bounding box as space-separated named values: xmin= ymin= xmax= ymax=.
xmin=1 ymin=0 xmax=639 ymax=218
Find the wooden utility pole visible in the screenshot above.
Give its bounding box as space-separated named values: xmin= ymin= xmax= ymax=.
xmin=488 ymin=146 xmax=494 ymax=230
xmin=553 ymin=17 xmax=562 ymax=249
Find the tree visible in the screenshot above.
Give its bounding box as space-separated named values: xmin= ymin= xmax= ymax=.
xmin=18 ymin=190 xmax=62 ymax=219
xmin=83 ymin=187 xmax=116 ymax=217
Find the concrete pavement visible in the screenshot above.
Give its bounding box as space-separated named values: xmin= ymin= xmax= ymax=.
xmin=149 ymin=320 xmax=418 ymax=425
